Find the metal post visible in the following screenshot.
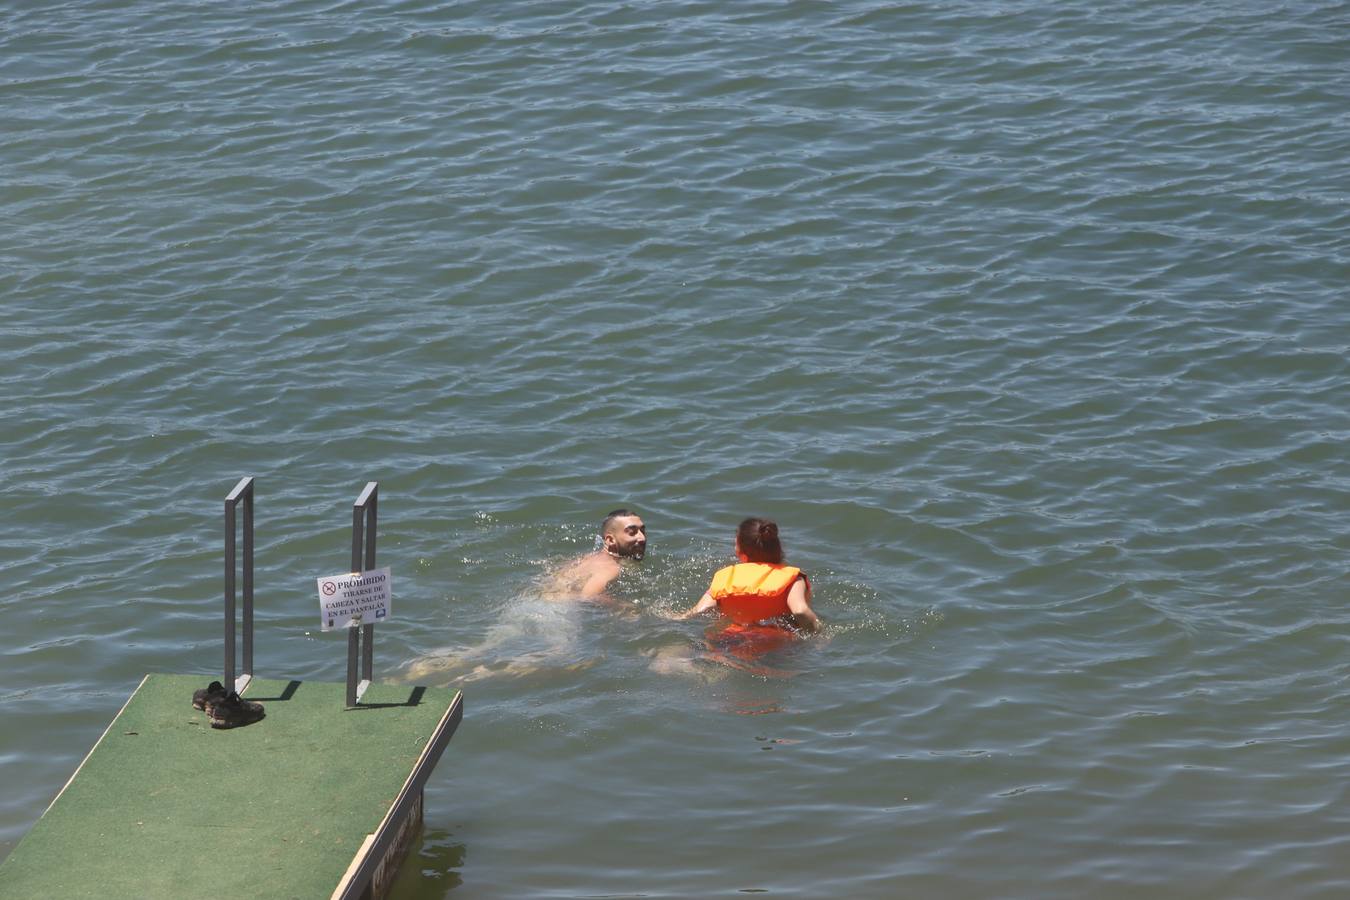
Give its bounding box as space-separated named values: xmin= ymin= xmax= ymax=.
xmin=224 ymin=495 xmax=235 ymax=693
xmin=224 ymin=477 xmax=255 ymax=694
xmin=347 ymin=497 xmax=362 ymax=707
xmin=242 ymin=483 xmax=254 ymax=682
xmin=347 ymin=481 xmax=379 ymax=707
xmin=361 ymin=485 xmax=377 ymax=685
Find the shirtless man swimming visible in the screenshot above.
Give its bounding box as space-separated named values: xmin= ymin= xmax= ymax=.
xmin=551 ymin=508 xmax=647 ymax=599
xmin=404 ymin=509 xmax=648 ymax=683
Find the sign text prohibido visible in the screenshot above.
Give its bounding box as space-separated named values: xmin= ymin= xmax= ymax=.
xmin=317 ymin=567 xmax=392 ymax=631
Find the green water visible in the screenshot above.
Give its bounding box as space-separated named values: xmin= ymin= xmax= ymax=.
xmin=3 ymin=1 xmax=1349 ymax=896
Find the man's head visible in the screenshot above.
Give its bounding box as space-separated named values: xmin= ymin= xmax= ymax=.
xmin=600 ymin=508 xmax=647 ymax=559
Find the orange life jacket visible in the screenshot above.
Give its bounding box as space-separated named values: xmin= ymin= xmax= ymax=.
xmin=708 ymin=563 xmax=808 ymax=625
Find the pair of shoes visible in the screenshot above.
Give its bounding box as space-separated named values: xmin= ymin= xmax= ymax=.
xmin=192 ymin=681 xmax=228 ymax=711
xmin=205 ymin=691 xmax=265 ymax=729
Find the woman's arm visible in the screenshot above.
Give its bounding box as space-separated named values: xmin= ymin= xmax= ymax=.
xmin=675 ymin=591 xmax=718 ymax=620
xmin=785 ymin=578 xmax=820 ymax=632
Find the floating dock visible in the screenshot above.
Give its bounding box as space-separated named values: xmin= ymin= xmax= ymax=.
xmin=0 ymin=673 xmax=462 ymax=899
xmin=2 ymin=478 xmax=461 ymax=898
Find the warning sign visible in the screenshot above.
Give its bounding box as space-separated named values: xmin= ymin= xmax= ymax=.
xmin=316 ymin=566 xmax=392 ymax=631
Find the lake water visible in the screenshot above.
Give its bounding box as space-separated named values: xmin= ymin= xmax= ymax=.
xmin=3 ymin=1 xmax=1349 ymax=897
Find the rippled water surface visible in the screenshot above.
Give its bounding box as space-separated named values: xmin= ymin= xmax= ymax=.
xmin=3 ymin=1 xmax=1349 ymax=897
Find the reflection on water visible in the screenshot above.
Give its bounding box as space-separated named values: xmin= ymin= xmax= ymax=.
xmin=387 ymin=829 xmax=465 ymax=899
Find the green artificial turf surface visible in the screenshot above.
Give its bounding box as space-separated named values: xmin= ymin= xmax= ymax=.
xmin=0 ymin=674 xmax=460 ymax=899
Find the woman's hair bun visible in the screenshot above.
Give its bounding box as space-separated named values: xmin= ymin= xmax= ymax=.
xmin=737 ymin=517 xmax=784 ymax=564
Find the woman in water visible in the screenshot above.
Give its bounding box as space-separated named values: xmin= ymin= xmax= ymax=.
xmin=679 ymin=517 xmax=820 ymax=634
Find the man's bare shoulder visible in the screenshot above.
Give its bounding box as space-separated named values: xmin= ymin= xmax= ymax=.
xmin=559 ymin=551 xmax=619 ymax=578
xmin=546 ymin=551 xmax=620 ymax=600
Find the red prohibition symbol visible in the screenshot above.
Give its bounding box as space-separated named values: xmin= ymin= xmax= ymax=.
xmin=321 ymin=581 xmax=337 ymax=596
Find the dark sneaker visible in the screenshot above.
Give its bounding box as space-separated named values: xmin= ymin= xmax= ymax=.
xmin=192 ymin=681 xmax=228 ymax=711
xmin=205 ymin=691 xmax=265 ymax=729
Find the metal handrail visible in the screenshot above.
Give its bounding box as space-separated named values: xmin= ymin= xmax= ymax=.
xmin=347 ymin=481 xmax=378 ymax=707
xmin=224 ymin=476 xmax=255 ymax=693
